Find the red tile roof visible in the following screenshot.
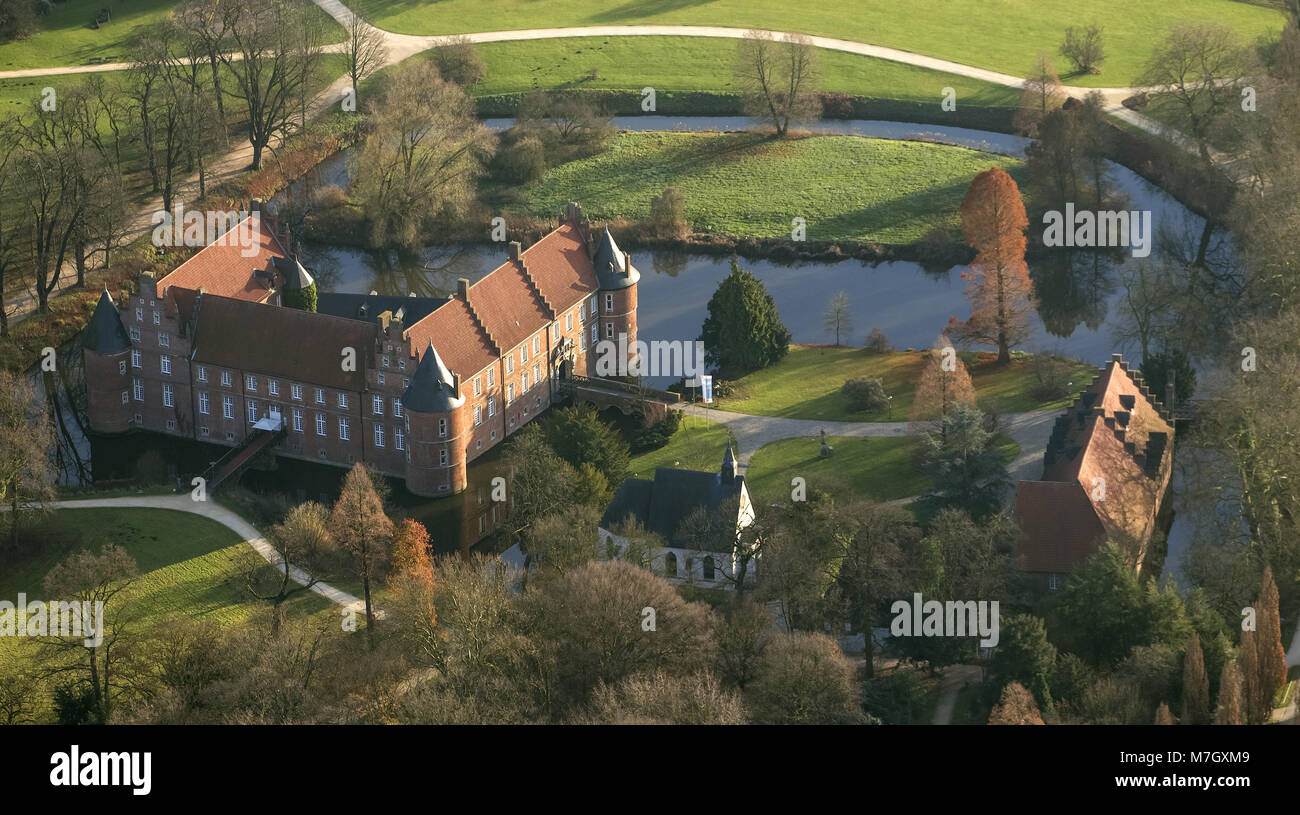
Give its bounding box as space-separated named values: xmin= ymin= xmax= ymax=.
xmin=1017 ymin=356 xmax=1174 ymax=574
xmin=156 ymin=214 xmax=288 ymax=304
xmin=519 ymin=223 xmax=600 ymax=313
xmin=404 ymin=296 xmax=497 ymax=382
xmin=470 ymin=259 xmax=552 ymax=352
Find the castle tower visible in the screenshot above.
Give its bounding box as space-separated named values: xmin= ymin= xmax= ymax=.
xmin=590 ymin=226 xmax=639 ymax=374
xmin=402 ymin=340 xmax=469 ymax=496
xmin=82 ymin=288 xmax=133 ymax=434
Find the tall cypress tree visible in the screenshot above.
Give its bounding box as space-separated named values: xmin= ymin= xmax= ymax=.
xmin=699 ymin=258 xmax=791 ymax=376
xmin=1181 ymin=632 xmax=1210 ymax=725
xmin=1255 ymin=566 xmax=1287 ymax=712
xmin=1214 ymin=660 xmax=1245 ymax=725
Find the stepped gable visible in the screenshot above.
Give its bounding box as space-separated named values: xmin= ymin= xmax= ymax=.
xmin=470 ymin=255 xmax=551 ymax=352
xmin=83 ymin=289 xmax=131 ymax=352
xmin=155 ymin=214 xmax=289 ymax=303
xmin=403 ymin=295 xmax=496 ymax=382
xmin=189 ymin=293 xmax=375 ymax=392
xmin=518 ymin=223 xmax=601 ymax=312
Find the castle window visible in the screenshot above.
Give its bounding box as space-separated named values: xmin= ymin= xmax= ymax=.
xmin=221 ymin=371 xmax=231 ymax=387
xmin=166 ymin=419 xmax=175 ymax=431
xmin=552 ymin=323 xmax=558 ymax=341
xmin=152 ymin=311 xmax=160 ymax=325
xmin=199 ymin=392 xmax=210 ymax=415
xmin=120 ymin=359 xmax=128 ymax=375
xmin=339 ymin=417 xmax=350 ymax=440
xmin=565 ymin=312 xmax=573 ymax=332
xmin=291 ymin=384 xmax=302 ymax=400
xmin=133 ymin=379 xmax=143 ymax=402
xmin=292 ymin=408 xmax=303 ymax=432
xmin=373 ymin=395 xmax=384 ymax=415
xmin=579 ymin=302 xmax=585 ymax=320
xmin=161 ymin=355 xmax=171 ymax=375
xmin=606 ymin=323 xmax=613 ymax=339
xmin=605 ymin=294 xmax=613 ymax=313
xmin=158 ymin=332 xmax=169 ymax=348
xmin=533 ymin=364 xmax=539 ymax=385
xmin=589 ymin=295 xmax=598 ymax=315
xmin=521 ymin=372 xmax=529 ymax=392
xmin=130 ymin=327 xmax=141 ymax=342
xmin=375 ymin=425 xmax=385 ymax=447
xmin=703 ymin=556 xmax=716 ymax=581
xmin=200 ymin=426 xmax=209 ymax=437
xmin=135 ymin=414 xmax=142 ymax=424
xmin=474 ymin=405 xmax=482 ymax=426
xmin=393 ymin=399 xmax=403 ymax=418
xmin=338 ymin=393 xmax=348 ymax=409
xmin=438 ymin=418 xmax=447 ymax=438
xmin=247 ymin=400 xmax=258 ymax=423
xmin=269 ymin=380 xmax=279 ymax=396
xmin=246 ymin=375 xmax=256 ymax=391
xmin=506 ymin=384 xmax=514 ymax=405
xmin=505 ymin=356 xmax=514 ymax=375
xmin=316 ymin=412 xmax=326 ymax=436
xmin=1048 ymin=574 xmax=1061 ymax=591
xmin=591 ymin=324 xmax=598 ymax=344
xmin=315 ymin=388 xmax=324 ymax=403
xmin=395 ymin=426 xmax=404 ymax=451
xmin=474 ymin=377 xmax=482 ymax=396
xmin=521 ymin=345 xmax=527 ymax=364
xmin=487 ymin=369 xmax=495 ymax=388
xmin=533 ymin=336 xmax=540 ymax=356
xmin=135 ymin=308 xmax=143 ymax=322
xmin=580 ymin=333 xmax=585 ymax=351
xmin=223 ymin=395 xmax=234 ymax=419
xmin=163 ymin=384 xmax=174 ymax=408
xmin=399 ymin=358 xmax=406 ymax=371
xmin=197 ymin=366 xmax=207 ymax=382
xmin=377 ymin=371 xmax=385 ymax=385
xmin=488 ymin=397 xmax=495 ymax=417
xmin=121 ymin=391 xmax=128 ymax=404
xmin=383 ymin=355 xmax=390 ymax=368
xmin=439 ymin=448 xmax=448 ymax=467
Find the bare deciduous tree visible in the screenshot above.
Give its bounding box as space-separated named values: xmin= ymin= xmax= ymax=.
xmin=735 ymin=30 xmax=821 ymax=137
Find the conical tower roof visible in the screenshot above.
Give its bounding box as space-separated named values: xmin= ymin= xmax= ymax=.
xmin=82 ymin=288 xmax=131 ymax=353
xmin=593 ymin=227 xmax=639 ymax=290
xmin=402 ymin=340 xmax=465 ymax=413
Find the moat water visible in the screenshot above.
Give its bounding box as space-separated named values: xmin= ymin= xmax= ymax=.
xmin=83 ymin=118 xmax=1234 ymax=554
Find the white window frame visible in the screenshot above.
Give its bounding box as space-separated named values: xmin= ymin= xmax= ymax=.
xmin=199 ymin=392 xmax=210 ymax=415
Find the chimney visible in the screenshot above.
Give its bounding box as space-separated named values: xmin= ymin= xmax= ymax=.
xmin=457 ymin=277 xmax=470 ymax=301
xmin=625 ymin=253 xmax=632 ymax=278
xmin=508 ymin=241 xmax=521 ymax=262
xmin=1165 ymin=381 xmax=1176 ymax=413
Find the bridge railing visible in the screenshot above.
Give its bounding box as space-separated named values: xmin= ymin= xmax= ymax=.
xmin=561 ymin=374 xmax=680 ymax=403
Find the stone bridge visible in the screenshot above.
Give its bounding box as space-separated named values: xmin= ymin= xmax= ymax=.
xmin=557 ymin=375 xmax=679 ymax=426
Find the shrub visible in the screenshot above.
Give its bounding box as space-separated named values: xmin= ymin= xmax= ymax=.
xmin=841 ymin=377 xmax=889 ymax=412
xmin=630 ymin=411 xmax=683 ymax=453
xmin=865 ymin=327 xmax=892 ymax=354
xmin=493 ymin=133 xmax=548 ymax=184
xmin=1029 ymin=353 xmax=1074 ymax=401
xmin=862 ymin=668 xmax=930 ymax=725
xmin=649 ymin=187 xmax=687 ymax=238
xmin=430 ymin=35 xmax=486 ymax=87
xmin=1060 ymin=24 xmax=1105 ymax=75
xmin=819 ymin=92 xmax=855 ymax=119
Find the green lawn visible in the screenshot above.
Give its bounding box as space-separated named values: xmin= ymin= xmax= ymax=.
xmin=471 ymin=35 xmax=1019 ymax=106
xmin=0 ymin=0 xmax=346 ymax=70
xmin=520 ymin=131 xmax=1022 ymax=244
xmin=348 ymin=0 xmax=1283 ymax=87
xmin=716 ymin=345 xmax=1095 ymax=422
xmin=627 ymin=416 xmax=736 ymax=480
xmin=745 ymin=431 xmax=1019 ymax=504
xmin=0 ymin=507 xmax=331 ymax=674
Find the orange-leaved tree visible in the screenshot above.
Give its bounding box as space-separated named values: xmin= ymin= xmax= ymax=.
xmin=331 ymin=463 xmax=394 ymax=650
xmin=950 ymin=167 xmax=1036 ymax=364
xmin=909 ymin=333 xmax=977 ymax=431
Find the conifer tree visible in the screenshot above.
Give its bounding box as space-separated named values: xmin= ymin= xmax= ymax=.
xmin=1255 ymin=566 xmax=1287 ymax=711
xmin=1155 ymin=702 xmax=1175 ymax=725
xmin=988 ymin=681 xmax=1045 ymax=725
xmin=1214 ymin=660 xmax=1245 ymax=725
xmin=1181 ymin=632 xmax=1210 ymax=725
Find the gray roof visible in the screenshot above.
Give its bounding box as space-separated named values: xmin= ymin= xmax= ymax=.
xmin=82 ymin=289 xmax=131 ymax=353
xmin=315 ymin=292 xmax=447 ymax=325
xmin=592 ymin=227 xmax=639 ymax=290
xmin=402 ymin=341 xmax=465 ymax=414
xmin=601 ymin=466 xmax=745 ymax=545
xmin=271 ymin=256 xmax=315 ymax=289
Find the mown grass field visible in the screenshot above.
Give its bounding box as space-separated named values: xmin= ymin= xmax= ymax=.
xmin=349 ymin=0 xmax=1283 ymax=86
xmin=626 ymin=416 xmax=736 ymax=480
xmin=0 ymin=0 xmax=346 ymax=70
xmin=0 ymin=507 xmax=331 ymax=676
xmin=471 ymin=35 xmax=1020 ymax=106
xmin=716 ymin=345 xmax=1096 ymax=422
xmin=521 ymin=131 xmax=1023 ymax=244
xmin=744 ymin=431 xmax=1019 ymax=504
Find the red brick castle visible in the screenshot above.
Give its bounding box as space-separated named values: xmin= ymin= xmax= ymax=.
xmin=82 ymin=202 xmax=639 ymax=495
